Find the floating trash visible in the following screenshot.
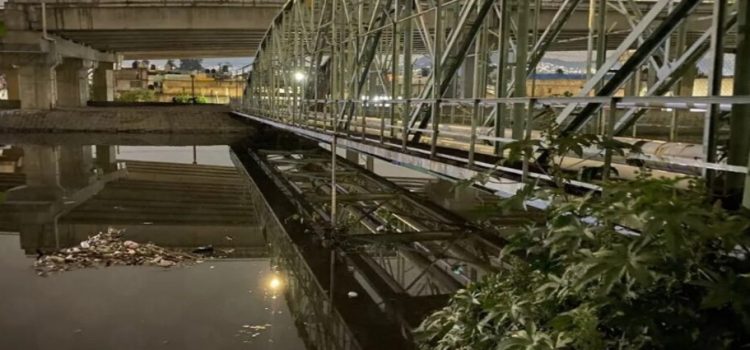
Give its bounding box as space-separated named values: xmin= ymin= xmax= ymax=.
xmin=235 ymin=324 xmax=272 ymax=344
xmin=34 ymin=228 xmax=198 ymax=277
xmin=192 ymin=245 xmax=214 ymax=254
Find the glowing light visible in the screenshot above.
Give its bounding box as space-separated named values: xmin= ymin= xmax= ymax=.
xmin=294 ymin=71 xmax=306 ymax=82
xmin=269 ymin=277 xmax=282 ymax=290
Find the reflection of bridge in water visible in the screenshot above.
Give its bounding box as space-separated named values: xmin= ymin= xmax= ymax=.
xmin=0 ymin=146 xmax=264 ymax=257
xmin=231 ymin=123 xmax=513 ymax=349
xmin=0 ymin=126 xmax=511 ymax=349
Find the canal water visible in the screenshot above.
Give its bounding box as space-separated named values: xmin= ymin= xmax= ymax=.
xmin=0 ymin=132 xmax=502 ymax=350
xmin=0 ymin=143 xmax=307 ymax=350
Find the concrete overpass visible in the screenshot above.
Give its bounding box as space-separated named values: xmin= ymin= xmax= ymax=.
xmin=0 ymin=0 xmax=283 ymax=109
xmin=3 ymin=0 xmax=283 ymax=59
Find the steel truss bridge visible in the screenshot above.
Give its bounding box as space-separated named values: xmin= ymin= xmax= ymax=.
xmin=231 ymin=0 xmax=750 ymax=348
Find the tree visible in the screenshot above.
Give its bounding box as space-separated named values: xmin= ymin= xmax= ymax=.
xmin=178 ymin=59 xmax=204 ymax=72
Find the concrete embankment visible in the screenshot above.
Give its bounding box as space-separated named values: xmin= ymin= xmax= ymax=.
xmin=0 ymin=106 xmax=255 ymax=134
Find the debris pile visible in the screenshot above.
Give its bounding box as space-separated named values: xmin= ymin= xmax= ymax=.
xmin=34 ymin=228 xmax=198 ymax=276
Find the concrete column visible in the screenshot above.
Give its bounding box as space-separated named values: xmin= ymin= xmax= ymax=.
xmin=6 ymin=146 xmax=63 ymax=202
xmin=92 ymin=62 xmax=115 ymax=102
xmin=23 ymin=146 xmax=61 ymax=188
xmin=96 ymin=145 xmax=118 ymax=174
xmin=2 ymin=63 xmax=59 ymax=109
xmin=2 ymin=67 xmax=21 ymax=101
xmin=59 ymin=146 xmax=94 ymax=191
xmin=56 ymin=58 xmax=94 ymax=107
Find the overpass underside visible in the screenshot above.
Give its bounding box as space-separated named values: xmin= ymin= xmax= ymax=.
xmin=239 ymin=0 xmax=750 ymax=210
xmin=0 ymin=0 xmax=284 ymax=109
xmin=2 ymin=0 xmax=283 ymax=59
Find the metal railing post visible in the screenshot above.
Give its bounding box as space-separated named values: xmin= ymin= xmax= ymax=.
xmin=603 ymin=97 xmax=618 ymax=182
xmin=522 ymin=98 xmax=536 ymax=183
xmin=469 ymin=99 xmax=479 ymax=166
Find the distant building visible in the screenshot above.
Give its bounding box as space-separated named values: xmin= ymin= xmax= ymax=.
xmin=114 ymin=68 xmax=245 ymax=104
xmin=114 ymin=67 xmax=150 ymax=97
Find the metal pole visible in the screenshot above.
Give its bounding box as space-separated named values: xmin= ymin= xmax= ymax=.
xmin=331 ymin=129 xmax=338 ymax=229
xmin=595 ymin=0 xmax=607 ymax=134
xmin=495 ymin=0 xmax=509 ymax=155
xmin=585 ymin=0 xmax=596 ymax=81
xmin=603 ymin=98 xmax=618 ymax=182
xmin=670 ymin=21 xmax=689 ymax=142
xmin=522 ymin=98 xmax=535 ymax=182
xmin=402 ymin=0 xmax=413 ymax=150
xmin=469 ymin=99 xmax=479 ymax=165
xmin=529 ymin=0 xmax=541 ymax=97
xmin=390 ymin=0 xmax=400 ymax=143
xmin=430 ymin=0 xmax=443 ymax=158
xmin=190 ymin=74 xmax=196 ymax=102
xmin=703 ymin=0 xmax=726 ymax=189
xmin=512 ymin=0 xmax=529 ymax=140
xmin=729 ymin=0 xmax=750 ymax=208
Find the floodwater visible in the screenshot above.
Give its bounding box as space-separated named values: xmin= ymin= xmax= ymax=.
xmin=0 ymin=143 xmax=306 ymax=350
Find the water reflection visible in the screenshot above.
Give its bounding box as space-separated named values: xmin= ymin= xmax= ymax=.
xmin=1 ymin=132 xmax=498 ymax=350
xmin=0 ymin=143 xmax=306 ymax=350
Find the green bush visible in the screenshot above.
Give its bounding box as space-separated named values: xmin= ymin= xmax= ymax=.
xmin=417 ymin=130 xmax=750 ymax=349
xmin=116 ymin=89 xmax=155 ymax=102
xmin=173 ymin=94 xmax=208 ymax=104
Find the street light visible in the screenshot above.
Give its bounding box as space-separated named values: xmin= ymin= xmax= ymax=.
xmin=293 ymin=71 xmax=306 ymax=82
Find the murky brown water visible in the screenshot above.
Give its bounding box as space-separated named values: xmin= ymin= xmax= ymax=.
xmin=0 ymin=144 xmax=306 ymax=350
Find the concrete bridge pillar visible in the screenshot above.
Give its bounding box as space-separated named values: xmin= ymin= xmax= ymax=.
xmin=2 ymin=67 xmax=22 ymax=101
xmin=95 ymin=145 xmax=118 ymax=174
xmin=56 ymin=58 xmax=96 ymax=107
xmin=5 ymin=146 xmax=63 ymax=202
xmin=92 ymin=62 xmax=115 ymax=102
xmin=1 ymin=61 xmax=60 ymax=109
xmin=59 ymin=146 xmax=95 ymax=191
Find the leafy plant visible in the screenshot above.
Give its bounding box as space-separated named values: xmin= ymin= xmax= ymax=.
xmin=173 ymin=94 xmax=208 ymax=104
xmin=416 ymin=128 xmax=750 ymax=349
xmin=116 ymin=89 xmax=155 ymax=102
